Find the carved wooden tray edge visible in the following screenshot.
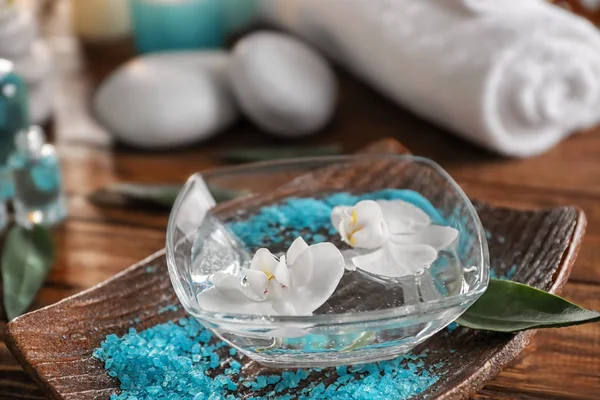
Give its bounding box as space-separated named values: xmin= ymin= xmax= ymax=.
xmin=437 ymin=207 xmax=587 ymax=399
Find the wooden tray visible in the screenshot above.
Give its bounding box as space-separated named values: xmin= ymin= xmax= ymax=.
xmin=5 ymin=139 xmax=586 ymax=400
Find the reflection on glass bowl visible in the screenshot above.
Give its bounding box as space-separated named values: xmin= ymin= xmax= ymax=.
xmin=166 ymin=155 xmax=489 ymax=368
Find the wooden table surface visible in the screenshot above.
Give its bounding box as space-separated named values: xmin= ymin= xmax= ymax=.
xmin=1 ymin=1 xmax=600 ymax=399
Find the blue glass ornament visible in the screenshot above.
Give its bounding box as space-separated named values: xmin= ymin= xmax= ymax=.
xmin=8 ymin=126 xmax=68 ymax=227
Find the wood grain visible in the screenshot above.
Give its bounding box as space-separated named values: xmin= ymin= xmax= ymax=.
xmin=472 ymin=282 xmax=600 ymax=400
xmin=4 ymin=148 xmax=586 ymax=399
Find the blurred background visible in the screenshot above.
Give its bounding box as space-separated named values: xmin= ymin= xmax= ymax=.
xmin=2 ymin=0 xmax=600 ymax=397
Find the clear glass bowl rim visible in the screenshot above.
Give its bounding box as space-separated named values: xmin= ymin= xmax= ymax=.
xmin=166 ymin=154 xmax=490 ymax=326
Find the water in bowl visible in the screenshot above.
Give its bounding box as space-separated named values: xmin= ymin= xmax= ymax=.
xmin=189 ymin=214 xmax=466 ymax=315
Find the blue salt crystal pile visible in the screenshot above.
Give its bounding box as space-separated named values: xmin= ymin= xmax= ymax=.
xmin=94 ymin=318 xmax=442 ymax=400
xmin=227 ymin=189 xmax=444 ymax=249
xmin=489 ymin=264 xmax=517 ymax=281
xmin=93 ymin=190 xmax=454 ymax=398
xmin=158 ymin=304 xmax=179 ymax=314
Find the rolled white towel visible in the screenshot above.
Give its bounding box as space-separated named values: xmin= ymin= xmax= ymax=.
xmin=261 ymin=0 xmax=600 ymax=157
xmin=12 ymin=40 xmax=52 ymax=85
xmin=452 ymin=0 xmax=542 ymax=15
xmin=0 ymin=5 xmax=36 ymax=58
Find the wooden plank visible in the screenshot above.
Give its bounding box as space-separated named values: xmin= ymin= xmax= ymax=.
xmin=458 ymin=182 xmax=600 ymax=285
xmin=46 ymin=220 xmax=165 ymax=290
xmin=0 ymin=339 xmax=45 ymax=400
xmin=478 ymin=282 xmax=600 ymax=400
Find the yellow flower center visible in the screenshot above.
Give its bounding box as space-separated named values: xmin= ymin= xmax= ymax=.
xmin=346 ymin=210 xmax=364 ymax=245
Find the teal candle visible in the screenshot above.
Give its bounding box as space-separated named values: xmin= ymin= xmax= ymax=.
xmin=130 ymin=0 xmax=224 ymax=53
xmin=0 ymin=60 xmax=29 ymax=201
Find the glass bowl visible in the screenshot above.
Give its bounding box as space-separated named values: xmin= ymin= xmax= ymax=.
xmin=166 ymin=155 xmax=489 ymax=368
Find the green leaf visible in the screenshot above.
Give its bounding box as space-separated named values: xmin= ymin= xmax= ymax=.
xmin=89 ymin=182 xmax=249 ymax=210
xmin=2 ymin=225 xmax=55 ymax=320
xmin=206 ymin=184 xmax=251 ymax=203
xmin=457 ymin=279 xmax=600 ymax=332
xmin=101 ymin=183 xmax=181 ymax=208
xmin=217 ymin=145 xmax=343 ymax=163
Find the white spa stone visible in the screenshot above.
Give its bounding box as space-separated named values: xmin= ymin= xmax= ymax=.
xmin=230 ymin=31 xmax=337 ymax=137
xmin=93 ymin=52 xmax=238 ymax=149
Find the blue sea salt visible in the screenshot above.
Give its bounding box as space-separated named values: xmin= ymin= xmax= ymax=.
xmin=158 ymin=304 xmax=179 ymax=314
xmin=446 ymin=322 xmax=459 ymax=333
xmin=227 ymin=190 xmax=445 ymax=249
xmin=94 ymin=318 xmax=442 ymax=400
xmin=94 ymin=190 xmax=453 ymax=398
xmin=505 ymin=264 xmax=518 ymax=280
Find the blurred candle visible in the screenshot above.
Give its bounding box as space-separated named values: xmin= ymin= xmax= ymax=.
xmin=0 ymin=59 xmax=28 ymax=230
xmin=71 ymin=0 xmax=131 ymax=42
xmin=130 ymin=0 xmax=224 ymax=54
xmin=222 ymin=0 xmax=258 ymax=34
xmin=0 ymin=60 xmax=29 ymax=202
xmin=9 ymin=126 xmax=68 ymax=228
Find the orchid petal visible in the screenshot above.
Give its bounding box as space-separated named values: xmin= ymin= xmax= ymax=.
xmin=333 ymin=200 xmax=390 ymax=249
xmin=286 ymin=243 xmax=345 ymax=315
xmin=337 ymin=220 xmax=349 ymax=243
xmin=330 ymin=206 xmax=350 ymax=231
xmin=353 ymin=243 xmax=437 ymax=278
xmin=390 ymin=225 xmax=459 ymax=250
xmin=341 ymin=248 xmax=361 ymax=271
xmin=251 ymin=248 xmax=279 ymax=275
xmin=286 ymin=237 xmax=309 ymax=265
xmin=376 ymin=199 xmax=431 ymax=234
xmin=265 ymin=279 xmax=288 ymax=299
xmin=211 ymin=271 xmax=249 ymax=300
xmin=212 ymin=270 xmax=268 ymax=302
xmin=387 ymin=243 xmax=438 ymax=275
xmin=350 ymin=221 xmax=389 ymax=249
xmin=241 ymin=268 xmax=269 ymax=301
xmin=287 ymin=245 xmax=313 ymax=288
xmin=274 ymin=255 xmax=291 ymax=288
xmin=353 ymin=200 xmax=385 ymax=227
xmin=351 ymin=248 xmax=391 ymax=276
xmin=271 ymin=299 xmax=298 ymax=316
xmin=197 ymin=287 xmax=277 ymax=315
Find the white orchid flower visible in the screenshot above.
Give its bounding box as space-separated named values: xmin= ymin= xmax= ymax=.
xmin=197 ymin=237 xmax=345 ymax=316
xmin=331 ymin=199 xmax=459 ymax=278
xmin=332 ymin=200 xmax=390 ymax=249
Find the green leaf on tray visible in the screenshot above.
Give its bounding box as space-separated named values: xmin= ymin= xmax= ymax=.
xmin=102 ymin=183 xmax=181 ymax=208
xmin=206 ymin=184 xmax=251 ymax=203
xmin=217 ymin=145 xmax=343 ymax=163
xmin=89 ymin=182 xmax=249 ymax=210
xmin=2 ymin=225 xmax=55 ymax=320
xmin=457 ymin=279 xmax=600 ymax=332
